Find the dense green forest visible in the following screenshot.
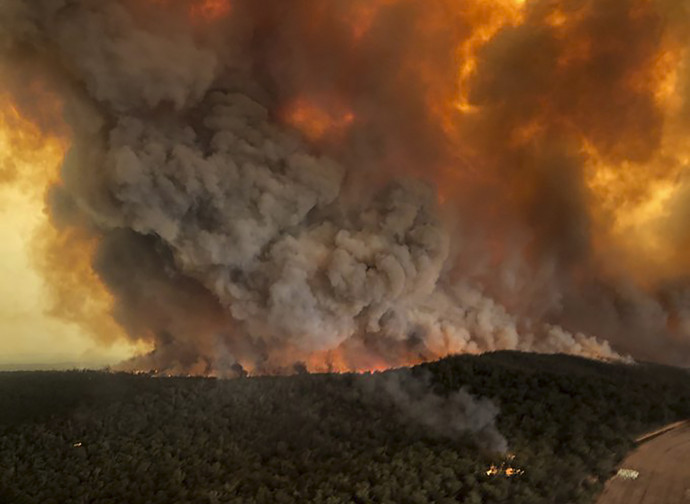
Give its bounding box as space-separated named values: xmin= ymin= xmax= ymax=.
xmin=1 ymin=351 xmax=689 ymax=504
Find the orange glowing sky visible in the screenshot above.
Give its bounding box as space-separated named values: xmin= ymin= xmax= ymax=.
xmin=2 ymin=0 xmax=690 ymax=370
xmin=0 ymin=96 xmax=148 ymax=368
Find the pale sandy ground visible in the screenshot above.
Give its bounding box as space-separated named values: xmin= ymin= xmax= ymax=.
xmin=596 ymin=422 xmax=690 ymax=504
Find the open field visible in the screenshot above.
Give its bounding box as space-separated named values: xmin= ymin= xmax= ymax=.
xmin=597 ymin=422 xmax=690 ymax=504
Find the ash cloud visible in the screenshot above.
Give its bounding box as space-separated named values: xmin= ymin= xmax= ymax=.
xmin=2 ymin=0 xmax=690 ymax=373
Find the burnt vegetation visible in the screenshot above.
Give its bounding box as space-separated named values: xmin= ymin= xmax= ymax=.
xmin=1 ymin=351 xmax=689 ymax=504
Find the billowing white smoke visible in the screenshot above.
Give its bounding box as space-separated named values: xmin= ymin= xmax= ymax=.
xmin=0 ymin=0 xmax=624 ymax=374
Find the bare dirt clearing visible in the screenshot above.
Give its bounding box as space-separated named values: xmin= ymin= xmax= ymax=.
xmin=597 ymin=422 xmax=690 ymax=504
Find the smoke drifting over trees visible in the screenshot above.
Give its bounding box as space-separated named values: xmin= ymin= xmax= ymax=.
xmin=362 ymin=370 xmax=508 ymax=453
xmin=2 ymin=0 xmax=690 ymax=373
xmin=3 ymin=353 xmax=690 ymax=503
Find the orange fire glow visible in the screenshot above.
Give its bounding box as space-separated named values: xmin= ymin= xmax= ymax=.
xmin=455 ymin=0 xmax=526 ymax=114
xmin=0 ymin=94 xmax=65 ymax=191
xmin=0 ymin=90 xmax=140 ymax=361
xmin=343 ymin=0 xmax=402 ymax=41
xmin=579 ymin=42 xmax=690 ymax=282
xmin=296 ymin=347 xmax=425 ymax=375
xmin=402 ymin=0 xmax=690 ymax=287
xmin=5 ymin=0 xmax=690 ymax=373
xmin=148 ymin=0 xmax=231 ymax=22
xmin=285 ymin=98 xmax=355 ymax=143
xmin=189 ymin=0 xmax=231 ymax=22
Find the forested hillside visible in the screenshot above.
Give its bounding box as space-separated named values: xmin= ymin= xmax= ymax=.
xmin=1 ymin=352 xmax=689 ymax=504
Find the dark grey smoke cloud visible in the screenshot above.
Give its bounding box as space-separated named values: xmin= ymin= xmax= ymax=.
xmin=7 ymin=0 xmax=690 ymax=374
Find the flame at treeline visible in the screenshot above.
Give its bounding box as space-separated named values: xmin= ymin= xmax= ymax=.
xmin=1 ymin=0 xmax=690 ymax=375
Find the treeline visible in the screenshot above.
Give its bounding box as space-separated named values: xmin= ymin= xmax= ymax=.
xmin=425 ymin=352 xmax=690 ymax=501
xmin=0 ymin=351 xmax=689 ymax=503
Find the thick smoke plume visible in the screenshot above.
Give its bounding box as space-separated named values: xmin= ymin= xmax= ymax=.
xmin=361 ymin=370 xmax=508 ymax=453
xmin=2 ymin=0 xmax=690 ymax=373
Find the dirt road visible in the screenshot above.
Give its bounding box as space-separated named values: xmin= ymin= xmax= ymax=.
xmin=596 ymin=422 xmax=690 ymax=504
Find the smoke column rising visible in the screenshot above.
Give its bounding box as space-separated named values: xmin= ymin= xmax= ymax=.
xmin=1 ymin=0 xmax=690 ymax=374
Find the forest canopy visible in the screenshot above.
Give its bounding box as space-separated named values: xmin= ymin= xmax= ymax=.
xmin=1 ymin=351 xmax=689 ymax=504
